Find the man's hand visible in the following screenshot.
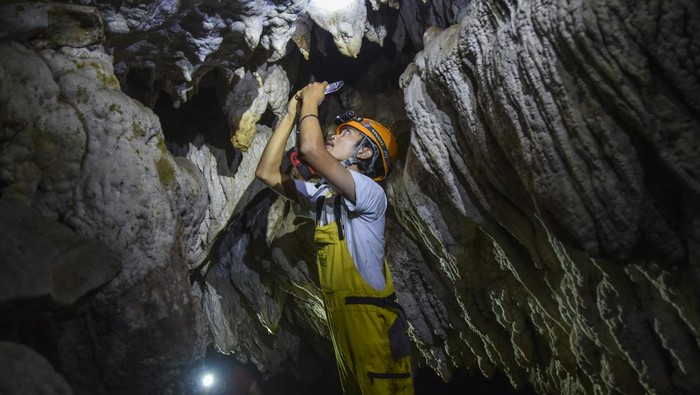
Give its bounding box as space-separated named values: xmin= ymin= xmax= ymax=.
xmin=288 ymin=88 xmax=302 ymax=117
xmin=299 ymin=81 xmax=328 ymax=106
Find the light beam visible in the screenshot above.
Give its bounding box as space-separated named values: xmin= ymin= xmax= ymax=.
xmin=201 ymin=373 xmax=214 ymax=388
xmin=309 ymin=0 xmax=356 ymax=12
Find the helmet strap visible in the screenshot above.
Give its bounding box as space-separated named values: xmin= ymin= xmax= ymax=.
xmin=340 ymin=136 xmax=368 ymax=168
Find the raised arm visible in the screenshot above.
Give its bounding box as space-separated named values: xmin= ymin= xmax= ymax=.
xmin=255 ymin=91 xmax=301 ymax=202
xmin=297 ymin=82 xmax=359 ymax=203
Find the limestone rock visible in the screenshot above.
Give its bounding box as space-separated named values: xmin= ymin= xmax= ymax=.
xmin=0 ymin=198 xmax=121 ymax=310
xmin=197 ymin=189 xmax=337 ymax=386
xmin=291 ymin=14 xmax=314 ymax=60
xmin=0 ymin=3 xmax=104 ymax=48
xmin=229 ymin=66 xmax=290 ymax=151
xmin=395 ymin=0 xmax=471 ymax=50
xmin=395 ymin=0 xmax=700 ymax=393
xmin=307 ymin=0 xmax=367 ymax=58
xmin=104 ymin=1 xmax=311 ymax=104
xmin=0 ymin=342 xmax=73 ymax=395
xmin=0 ymin=39 xmax=208 ymax=394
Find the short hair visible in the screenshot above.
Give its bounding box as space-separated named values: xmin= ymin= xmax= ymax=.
xmin=354 ymin=138 xmax=383 ymax=179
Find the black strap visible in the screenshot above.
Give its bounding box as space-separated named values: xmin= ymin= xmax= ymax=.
xmin=315 ymin=195 xmax=326 ymax=223
xmin=367 ymin=371 xmax=412 ymax=383
xmin=345 ymin=292 xmax=397 ymax=308
xmin=361 ymin=121 xmax=392 ymax=176
xmin=315 ymin=195 xmax=344 ymax=241
xmin=345 ymin=292 xmax=406 ymax=321
xmin=333 ymin=197 xmax=344 ymax=241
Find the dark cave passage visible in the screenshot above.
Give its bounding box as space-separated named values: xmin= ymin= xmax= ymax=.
xmin=194 ymin=348 xmax=538 ymax=395
xmin=154 ymin=87 xmax=234 ymax=155
xmin=298 ymin=32 xmax=415 ymax=96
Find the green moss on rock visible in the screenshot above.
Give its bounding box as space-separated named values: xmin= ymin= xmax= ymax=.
xmin=156 ymin=156 xmax=175 ymax=186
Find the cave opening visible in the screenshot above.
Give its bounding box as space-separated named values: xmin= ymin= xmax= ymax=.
xmin=153 ymin=84 xmax=241 ymax=172
xmin=298 ymin=28 xmax=415 ymax=96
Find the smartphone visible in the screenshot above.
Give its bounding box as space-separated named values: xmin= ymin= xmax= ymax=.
xmin=325 ymin=81 xmax=344 ymax=95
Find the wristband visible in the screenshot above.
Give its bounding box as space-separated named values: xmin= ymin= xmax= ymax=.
xmin=299 ymin=114 xmax=319 ymax=124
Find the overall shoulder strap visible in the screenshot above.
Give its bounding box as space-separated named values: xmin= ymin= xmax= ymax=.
xmin=315 ymin=195 xmax=326 ymax=224
xmin=316 ymin=192 xmax=345 ymax=241
xmin=333 ymin=196 xmax=345 ymax=241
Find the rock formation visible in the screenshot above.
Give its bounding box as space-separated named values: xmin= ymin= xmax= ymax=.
xmin=0 ymin=0 xmax=698 ymax=394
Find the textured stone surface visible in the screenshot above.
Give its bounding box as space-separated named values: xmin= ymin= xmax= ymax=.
xmin=0 ymin=342 xmax=73 ymax=395
xmin=195 ymin=191 xmax=337 ymax=385
xmin=0 ymin=35 xmax=208 ymax=393
xmin=394 ymin=0 xmax=700 ymax=393
xmin=0 ymin=3 xmax=104 ymax=48
xmin=0 ymin=198 xmax=121 ymax=309
xmin=307 ymin=0 xmax=367 ymax=57
xmin=98 ymin=0 xmax=408 ymax=105
xmin=228 ymin=65 xmax=290 ymax=151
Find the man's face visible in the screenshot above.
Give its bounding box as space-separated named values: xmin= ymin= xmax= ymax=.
xmin=325 ymin=126 xmax=365 ymax=161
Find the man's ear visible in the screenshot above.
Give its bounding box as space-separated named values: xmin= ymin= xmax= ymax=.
xmin=356 ymin=145 xmax=373 ymax=160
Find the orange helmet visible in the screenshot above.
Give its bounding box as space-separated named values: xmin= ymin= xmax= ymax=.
xmin=335 ymin=117 xmax=398 ymax=181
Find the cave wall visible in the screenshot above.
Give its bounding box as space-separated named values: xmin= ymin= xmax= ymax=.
xmin=394 ymin=0 xmax=700 ymax=393
xmin=1 ymin=0 xmax=698 ymax=394
xmin=0 ymin=4 xmax=210 ymax=393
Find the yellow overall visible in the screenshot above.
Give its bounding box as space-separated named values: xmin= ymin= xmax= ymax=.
xmin=314 ymin=196 xmax=414 ymax=395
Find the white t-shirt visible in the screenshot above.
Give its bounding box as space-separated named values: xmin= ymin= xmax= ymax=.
xmin=294 ymin=171 xmax=387 ymax=291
